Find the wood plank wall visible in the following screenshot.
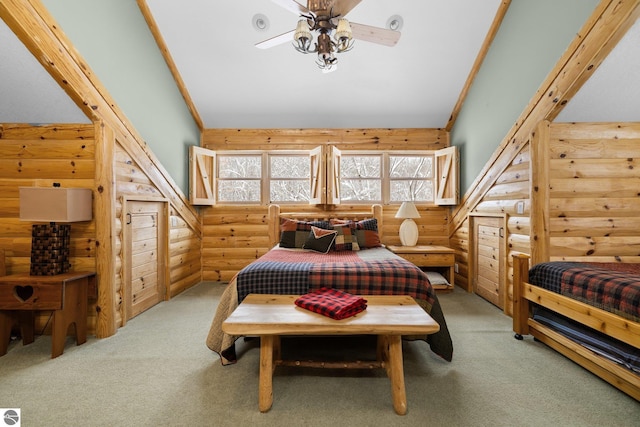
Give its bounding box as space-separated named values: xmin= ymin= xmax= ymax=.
xmin=200 ymin=128 xmax=451 ymax=281
xmin=451 ymin=120 xmax=640 ymax=316
xmin=449 ymin=135 xmax=530 ymax=314
xmin=543 ymin=122 xmax=640 ymax=263
xmin=0 ymin=123 xmax=201 ymax=333
xmin=0 ymin=123 xmax=99 ymax=331
xmin=448 ymin=0 xmax=640 ymax=316
xmin=114 ymin=143 xmax=201 ymax=327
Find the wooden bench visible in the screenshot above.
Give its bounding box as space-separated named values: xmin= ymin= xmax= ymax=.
xmin=0 ymin=271 xmax=95 ymax=358
xmin=222 ymin=294 xmax=440 ymax=415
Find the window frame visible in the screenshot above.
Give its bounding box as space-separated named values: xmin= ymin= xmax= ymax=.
xmin=189 ymin=146 xmax=458 ymax=206
xmin=214 ymin=150 xmax=312 ymax=205
xmin=338 ymin=150 xmax=437 ymax=205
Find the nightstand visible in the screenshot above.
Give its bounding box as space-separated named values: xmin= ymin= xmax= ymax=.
xmin=387 ymin=245 xmax=455 ymax=292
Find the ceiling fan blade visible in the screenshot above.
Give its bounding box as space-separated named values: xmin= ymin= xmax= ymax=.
xmin=270 ymin=0 xmax=310 ymax=16
xmin=255 ymin=30 xmax=295 ymax=49
xmin=331 ymin=0 xmax=362 ymax=17
xmin=350 ymin=22 xmax=401 ymax=47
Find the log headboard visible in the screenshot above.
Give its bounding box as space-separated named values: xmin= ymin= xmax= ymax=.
xmin=267 ymin=204 xmax=383 ymax=248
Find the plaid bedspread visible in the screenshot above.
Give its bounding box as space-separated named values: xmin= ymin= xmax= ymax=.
xmin=210 ymin=247 xmax=452 ymax=364
xmin=237 ymin=248 xmax=435 ymax=307
xmin=529 ymin=262 xmax=640 ymax=322
xmin=236 ymin=249 xmax=361 ymax=301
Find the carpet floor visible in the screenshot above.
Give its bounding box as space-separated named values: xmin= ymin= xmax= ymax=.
xmin=0 ymin=282 xmax=638 ymax=426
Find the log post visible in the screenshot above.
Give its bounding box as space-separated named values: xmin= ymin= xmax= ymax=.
xmin=512 ymin=254 xmax=530 ymax=339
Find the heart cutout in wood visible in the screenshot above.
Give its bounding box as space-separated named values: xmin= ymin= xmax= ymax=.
xmin=14 ymin=285 xmax=34 ymax=302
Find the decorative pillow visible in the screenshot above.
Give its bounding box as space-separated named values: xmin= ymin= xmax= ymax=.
xmin=302 ymin=226 xmax=338 ymax=253
xmin=335 ymin=218 xmax=382 ymax=249
xmin=331 ymin=223 xmax=360 ymax=251
xmin=279 ymin=218 xmax=331 ymax=248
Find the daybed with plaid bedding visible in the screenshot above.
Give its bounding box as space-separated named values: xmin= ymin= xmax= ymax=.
xmin=206 ymin=246 xmax=453 ymax=365
xmin=512 ymin=256 xmax=640 ymax=400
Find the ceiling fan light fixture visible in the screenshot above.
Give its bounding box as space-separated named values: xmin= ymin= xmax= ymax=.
xmin=294 ymin=19 xmax=312 ymax=51
xmin=334 ymin=18 xmax=354 ymax=52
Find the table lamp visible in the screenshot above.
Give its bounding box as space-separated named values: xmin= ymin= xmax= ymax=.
xmin=20 ymin=186 xmax=92 ymax=275
xmin=395 ymin=201 xmax=421 ymax=246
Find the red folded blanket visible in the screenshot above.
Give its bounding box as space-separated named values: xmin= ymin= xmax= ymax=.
xmin=294 ymin=287 xmax=367 ymax=320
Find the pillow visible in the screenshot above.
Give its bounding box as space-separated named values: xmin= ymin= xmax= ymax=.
xmin=333 ymin=218 xmax=382 ymax=249
xmin=424 ymin=271 xmax=450 ymax=286
xmin=302 ymin=226 xmax=338 ymax=253
xmin=279 ymin=218 xmax=331 ymax=248
xmin=331 ymin=223 xmax=360 ymax=251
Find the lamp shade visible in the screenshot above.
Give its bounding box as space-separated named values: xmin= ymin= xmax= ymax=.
xmin=20 ymin=187 xmax=92 ymax=222
xmin=395 ymin=201 xmax=420 ymax=219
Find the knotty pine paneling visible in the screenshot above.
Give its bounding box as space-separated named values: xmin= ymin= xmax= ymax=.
xmin=0 ymin=124 xmax=202 ymax=335
xmin=454 ymin=142 xmax=531 ymax=313
xmin=453 ymin=121 xmax=640 ymax=317
xmin=547 ymin=123 xmax=640 ymax=263
xmin=0 ymin=124 xmax=99 ymax=332
xmin=115 ymin=144 xmax=201 ymax=319
xmin=200 ymin=128 xmax=451 ymax=282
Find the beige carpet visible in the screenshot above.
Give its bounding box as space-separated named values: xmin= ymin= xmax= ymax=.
xmin=0 ymin=282 xmax=638 ymax=426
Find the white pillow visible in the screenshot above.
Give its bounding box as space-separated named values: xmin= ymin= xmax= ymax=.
xmin=425 ymin=271 xmax=450 ymax=286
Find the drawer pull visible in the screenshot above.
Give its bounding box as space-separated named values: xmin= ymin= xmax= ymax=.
xmin=14 ymin=285 xmax=34 ymax=302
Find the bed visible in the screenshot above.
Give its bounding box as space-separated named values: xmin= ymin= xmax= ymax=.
xmin=512 ymin=254 xmax=640 ymax=400
xmin=206 ymin=204 xmax=453 ymax=366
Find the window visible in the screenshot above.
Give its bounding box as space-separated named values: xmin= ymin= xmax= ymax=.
xmin=340 ymin=152 xmax=435 ymax=203
xmin=189 ymin=146 xmax=457 ymax=206
xmin=389 ymin=155 xmax=433 ymax=202
xmin=269 ymin=155 xmax=310 ymax=202
xmin=217 ymin=155 xmax=261 ymax=203
xmin=340 ymin=155 xmax=382 ymax=202
xmin=210 ymin=152 xmax=312 ymax=204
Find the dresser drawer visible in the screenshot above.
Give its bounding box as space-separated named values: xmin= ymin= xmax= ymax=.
xmin=0 ymin=282 xmax=63 ymax=310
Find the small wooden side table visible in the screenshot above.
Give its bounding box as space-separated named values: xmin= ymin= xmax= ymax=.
xmin=387 ymin=245 xmax=456 ymax=291
xmin=0 ymin=271 xmax=95 ymax=358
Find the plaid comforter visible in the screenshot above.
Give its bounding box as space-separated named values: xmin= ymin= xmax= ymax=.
xmin=209 ymin=246 xmax=452 ymax=364
xmin=237 ymin=248 xmax=434 ymax=306
xmin=529 ymin=262 xmax=640 ymax=322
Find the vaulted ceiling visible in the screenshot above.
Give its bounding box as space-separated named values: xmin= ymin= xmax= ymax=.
xmin=142 ymin=0 xmax=504 ymax=129
xmin=1 ymin=1 xmax=639 ymax=128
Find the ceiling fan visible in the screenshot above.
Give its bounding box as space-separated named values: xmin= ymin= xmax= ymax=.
xmin=256 ymin=0 xmax=401 ymax=72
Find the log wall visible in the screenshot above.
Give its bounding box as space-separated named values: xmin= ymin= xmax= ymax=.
xmin=540 ymin=122 xmax=640 ymax=263
xmin=0 ymin=123 xmax=201 ymax=333
xmin=114 ymin=143 xmax=201 ymax=327
xmin=200 ymin=128 xmax=452 ymax=281
xmin=0 ymin=123 xmax=99 ymax=331
xmin=449 ymin=136 xmax=530 ymax=314
xmin=451 ymin=121 xmax=640 ymax=316
xmin=449 ymin=0 xmax=639 ymax=316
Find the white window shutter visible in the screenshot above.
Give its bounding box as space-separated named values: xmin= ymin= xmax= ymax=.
xmin=309 ymin=146 xmax=325 ymax=205
xmin=327 ymin=146 xmax=341 ymax=205
xmin=189 ymin=146 xmax=216 ymax=205
xmin=435 ymin=146 xmax=459 ymax=205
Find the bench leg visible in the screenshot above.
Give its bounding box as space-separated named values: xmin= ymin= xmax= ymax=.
xmin=386 ymin=335 xmax=407 ymax=415
xmin=0 ymin=310 xmax=12 ymax=356
xmin=259 ymin=335 xmax=275 ymax=412
xmin=51 ymin=278 xmax=88 ymax=358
